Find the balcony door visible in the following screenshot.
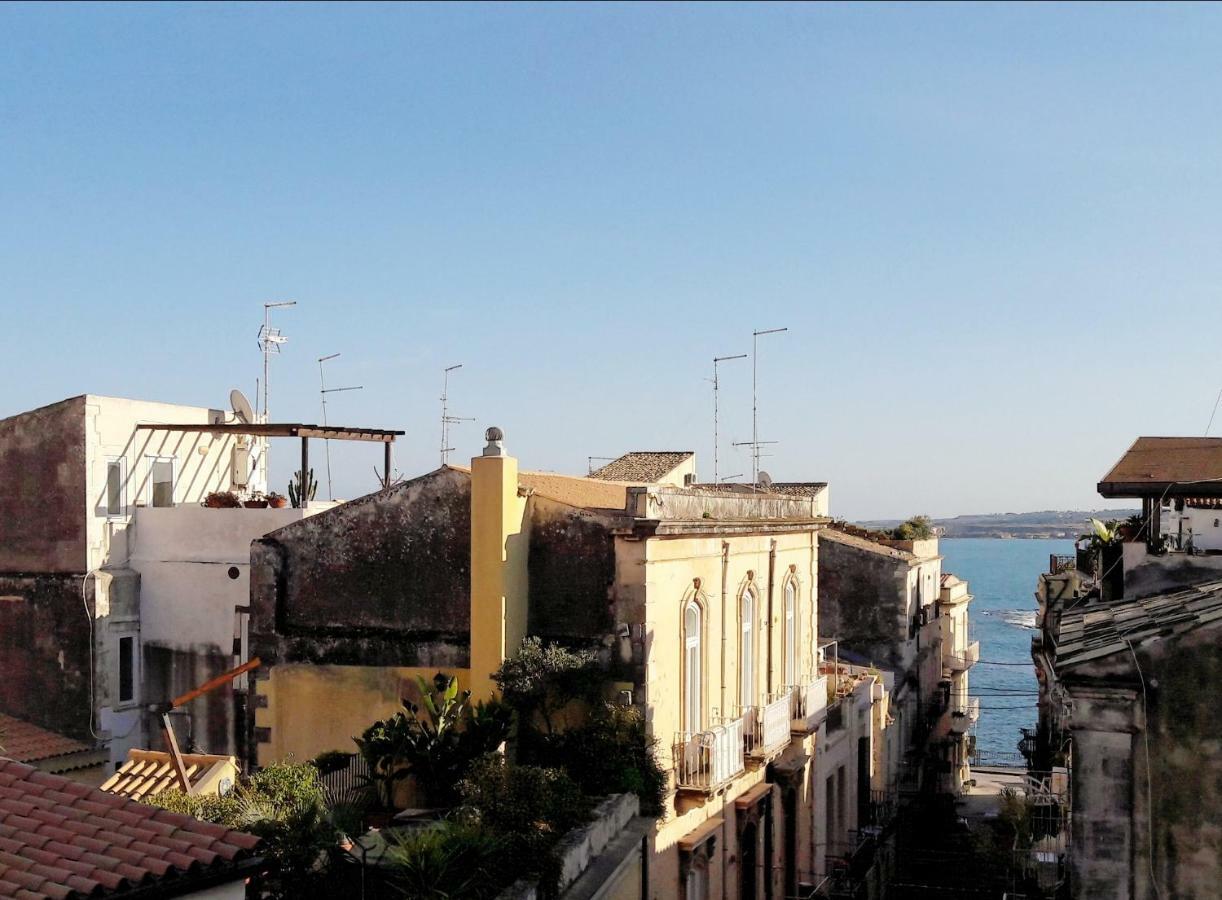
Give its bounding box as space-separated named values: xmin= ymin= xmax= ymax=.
xmin=740 ymin=589 xmax=755 ymax=709
xmin=685 ymin=601 xmax=702 ymax=732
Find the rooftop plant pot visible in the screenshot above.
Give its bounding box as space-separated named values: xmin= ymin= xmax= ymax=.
xmin=268 ymin=495 xmax=288 ymax=509
xmin=243 ymin=500 xmax=269 ymax=509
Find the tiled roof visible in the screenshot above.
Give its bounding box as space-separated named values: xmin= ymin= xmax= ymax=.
xmin=0 ymin=758 xmax=262 ymax=899
xmin=589 ymin=452 xmax=693 ymax=483
xmin=1099 ymin=437 xmax=1222 ymax=496
xmin=819 ymin=527 xmax=917 ymax=562
xmin=1053 ymin=579 xmax=1222 ymax=669
xmin=0 ymin=716 xmax=105 ymax=775
xmin=100 ymin=751 xmax=238 ymax=802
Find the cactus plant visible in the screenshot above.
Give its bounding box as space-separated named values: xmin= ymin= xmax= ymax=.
xmin=288 ymin=468 xmax=318 ymax=508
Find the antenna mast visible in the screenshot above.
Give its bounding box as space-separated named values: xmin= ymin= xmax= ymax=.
xmin=440 ymin=364 xmax=474 ymax=465
xmin=318 ymin=353 xmax=363 ymax=500
xmin=711 ymin=353 xmax=747 ymax=484
xmin=258 ymin=301 xmax=296 ymax=421
xmin=750 ymin=327 xmax=787 ymax=486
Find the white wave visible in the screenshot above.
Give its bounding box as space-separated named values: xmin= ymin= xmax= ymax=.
xmin=1001 ymin=609 xmax=1037 ymax=630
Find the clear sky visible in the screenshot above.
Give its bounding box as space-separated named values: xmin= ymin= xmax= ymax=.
xmin=3 ymin=2 xmax=1221 ymax=520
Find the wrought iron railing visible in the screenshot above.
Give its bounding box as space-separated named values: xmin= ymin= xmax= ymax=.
xmin=786 ymin=674 xmax=829 ymax=733
xmin=673 ymin=715 xmax=745 ymax=792
xmin=737 ymin=693 xmax=792 ymax=758
xmin=1049 ymin=553 xmax=1076 ymax=574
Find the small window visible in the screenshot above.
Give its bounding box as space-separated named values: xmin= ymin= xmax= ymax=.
xmin=150 ymin=459 xmax=174 ymax=507
xmin=685 ymin=602 xmax=702 ymax=731
xmin=784 ymin=581 xmax=797 ymax=686
xmin=105 ymin=459 xmax=125 ymax=516
xmin=740 ymin=589 xmax=755 ymax=706
xmin=118 ymin=635 xmax=135 ymax=703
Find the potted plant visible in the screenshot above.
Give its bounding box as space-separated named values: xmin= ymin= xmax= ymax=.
xmin=243 ymin=491 xmax=269 ymax=509
xmin=267 ymin=491 xmax=288 ymax=509
xmin=203 ymin=490 xmax=242 ymax=508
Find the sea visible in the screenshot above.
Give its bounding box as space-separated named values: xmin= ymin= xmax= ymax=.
xmin=939 ymin=537 xmax=1073 ymax=766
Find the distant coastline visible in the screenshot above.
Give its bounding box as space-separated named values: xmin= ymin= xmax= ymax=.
xmin=859 ymin=509 xmax=1139 ymax=540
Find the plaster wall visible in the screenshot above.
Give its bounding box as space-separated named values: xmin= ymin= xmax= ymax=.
xmin=84 ymin=395 xmax=255 ymax=571
xmin=1122 ymin=542 xmax=1222 ymax=596
xmin=255 ymin=663 xmax=471 ymax=764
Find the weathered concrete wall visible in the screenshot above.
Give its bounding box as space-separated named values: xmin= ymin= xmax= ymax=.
xmin=527 ymin=495 xmax=617 ymax=643
xmin=250 ymin=468 xmax=472 ymax=670
xmin=817 ymin=533 xmax=911 ymax=670
xmin=0 ymin=396 xmax=87 ymax=572
xmin=1122 ymin=543 xmax=1222 ymax=597
xmin=0 ymin=573 xmax=92 ymax=739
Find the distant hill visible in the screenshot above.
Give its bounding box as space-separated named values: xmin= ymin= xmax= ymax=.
xmin=859 ymin=509 xmax=1140 ymax=540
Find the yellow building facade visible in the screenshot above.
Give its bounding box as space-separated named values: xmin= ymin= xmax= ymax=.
xmin=249 ymin=437 xmax=892 ymax=899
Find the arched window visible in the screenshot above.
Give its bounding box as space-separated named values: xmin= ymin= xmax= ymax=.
xmin=685 ymin=601 xmax=702 ymax=731
xmin=784 ymin=580 xmax=797 ymax=686
xmin=741 ymin=589 xmax=755 ymax=707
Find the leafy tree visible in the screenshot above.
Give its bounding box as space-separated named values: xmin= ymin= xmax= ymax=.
xmin=493 ymin=637 xmax=602 ymax=734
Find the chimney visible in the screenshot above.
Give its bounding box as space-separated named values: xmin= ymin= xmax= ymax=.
xmin=469 ymin=426 xmax=528 ymax=701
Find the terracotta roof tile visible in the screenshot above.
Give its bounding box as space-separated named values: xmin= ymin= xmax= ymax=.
xmin=0 ymin=717 xmax=104 ymax=776
xmin=590 ymin=451 xmax=693 ymax=483
xmin=1099 ymin=436 xmax=1222 ymax=496
xmin=0 ymin=759 xmax=260 ymax=898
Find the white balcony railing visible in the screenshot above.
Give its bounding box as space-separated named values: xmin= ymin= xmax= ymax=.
xmin=949 ymin=697 xmax=980 ymax=735
xmin=786 ymin=675 xmax=829 ymax=733
xmin=737 ymin=694 xmax=793 ymax=759
xmin=673 ymin=716 xmax=746 ymax=792
xmin=948 ymin=641 xmax=980 ymax=673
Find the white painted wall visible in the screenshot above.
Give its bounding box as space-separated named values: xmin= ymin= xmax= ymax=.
xmin=84 ymin=395 xmax=268 ymax=571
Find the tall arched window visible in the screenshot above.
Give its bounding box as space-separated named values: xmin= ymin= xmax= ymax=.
xmin=740 ymin=589 xmax=755 ymax=707
xmin=684 ymin=601 xmax=702 ymax=731
xmin=784 ymin=580 xmax=797 ymax=686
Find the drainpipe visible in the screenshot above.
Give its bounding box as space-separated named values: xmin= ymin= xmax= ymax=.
xmin=720 ymin=541 xmax=730 ymax=720
xmin=767 ymin=539 xmax=777 ymax=695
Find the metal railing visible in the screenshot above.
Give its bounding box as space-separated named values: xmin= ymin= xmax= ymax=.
xmin=1049 ymin=554 xmax=1075 ymax=574
xmin=673 ymin=715 xmax=745 ymax=792
xmin=786 ymin=674 xmax=829 ymax=733
xmin=737 ymin=693 xmax=792 ymax=758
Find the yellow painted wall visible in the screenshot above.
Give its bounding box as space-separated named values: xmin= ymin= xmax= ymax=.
xmin=255 ymin=663 xmax=471 ymax=765
xmin=469 ymin=450 xmax=529 ymax=701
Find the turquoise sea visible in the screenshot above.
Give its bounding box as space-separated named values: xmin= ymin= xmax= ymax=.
xmin=939 ymin=537 xmax=1073 ymax=764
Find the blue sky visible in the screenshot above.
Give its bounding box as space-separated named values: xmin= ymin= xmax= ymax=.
xmin=3 ymin=2 xmax=1221 ymax=519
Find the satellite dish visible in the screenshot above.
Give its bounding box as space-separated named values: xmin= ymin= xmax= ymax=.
xmin=757 ymin=471 xmax=773 ymax=491
xmin=230 ymin=389 xmax=255 ymax=424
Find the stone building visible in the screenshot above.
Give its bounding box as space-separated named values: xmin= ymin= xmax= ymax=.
xmin=248 ymin=437 xmax=895 ymax=899
xmin=1032 ymin=436 xmax=1222 ymax=899
xmin=817 ymin=527 xmax=976 ymax=796
xmin=0 ymin=393 xmax=398 ymax=771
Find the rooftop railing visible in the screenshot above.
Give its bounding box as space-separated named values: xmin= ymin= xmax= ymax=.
xmin=673 ymin=715 xmax=745 ymax=793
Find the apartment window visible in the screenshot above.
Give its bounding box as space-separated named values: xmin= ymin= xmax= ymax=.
xmin=118 ymin=635 xmax=136 ymax=704
xmin=149 ymin=458 xmax=174 ymax=507
xmin=784 ymin=580 xmax=797 ymax=686
xmin=684 ymin=863 xmax=707 ymax=900
xmin=740 ymin=589 xmax=755 ymax=707
xmin=105 ymin=458 xmax=126 ymax=517
xmin=684 ymin=602 xmax=702 ymax=731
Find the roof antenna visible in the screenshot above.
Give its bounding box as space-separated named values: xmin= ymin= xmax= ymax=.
xmin=748 ymin=326 xmax=787 ymax=487
xmin=709 ymin=354 xmax=747 ymax=484
xmin=258 ymin=301 xmax=296 ymax=421
xmin=318 ymin=353 xmax=363 ymax=500
xmin=440 ymin=364 xmax=475 ymax=465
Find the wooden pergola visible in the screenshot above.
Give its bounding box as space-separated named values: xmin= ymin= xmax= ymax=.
xmin=136 ymin=421 xmax=405 ymax=486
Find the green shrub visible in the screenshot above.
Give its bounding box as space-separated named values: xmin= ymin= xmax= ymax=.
xmin=493 ymin=637 xmax=602 ymax=734
xmin=892 ymin=515 xmax=934 ymax=540
xmin=385 ymin=822 xmax=507 ymax=899
xmin=528 ymin=703 xmax=665 ymax=816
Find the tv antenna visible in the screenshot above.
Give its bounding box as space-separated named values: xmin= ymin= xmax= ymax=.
xmin=749 ymin=326 xmax=787 ymax=486
xmin=318 ymin=353 xmax=363 ymax=500
xmin=588 ymin=456 xmax=616 ymax=475
xmin=440 ymin=364 xmax=474 ymax=465
xmin=257 ymin=301 xmax=296 ymax=420
xmin=709 ymin=353 xmax=747 ymax=484
xmin=229 ymin=389 xmax=255 ymax=425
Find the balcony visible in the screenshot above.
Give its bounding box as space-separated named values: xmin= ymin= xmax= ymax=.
xmin=949 ymin=698 xmax=979 ymax=735
xmin=787 ymin=675 xmax=829 ymax=733
xmin=673 ymin=716 xmax=745 ymax=793
xmin=947 ymin=641 xmax=979 ymax=672
xmin=737 ymin=693 xmax=792 ymax=760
